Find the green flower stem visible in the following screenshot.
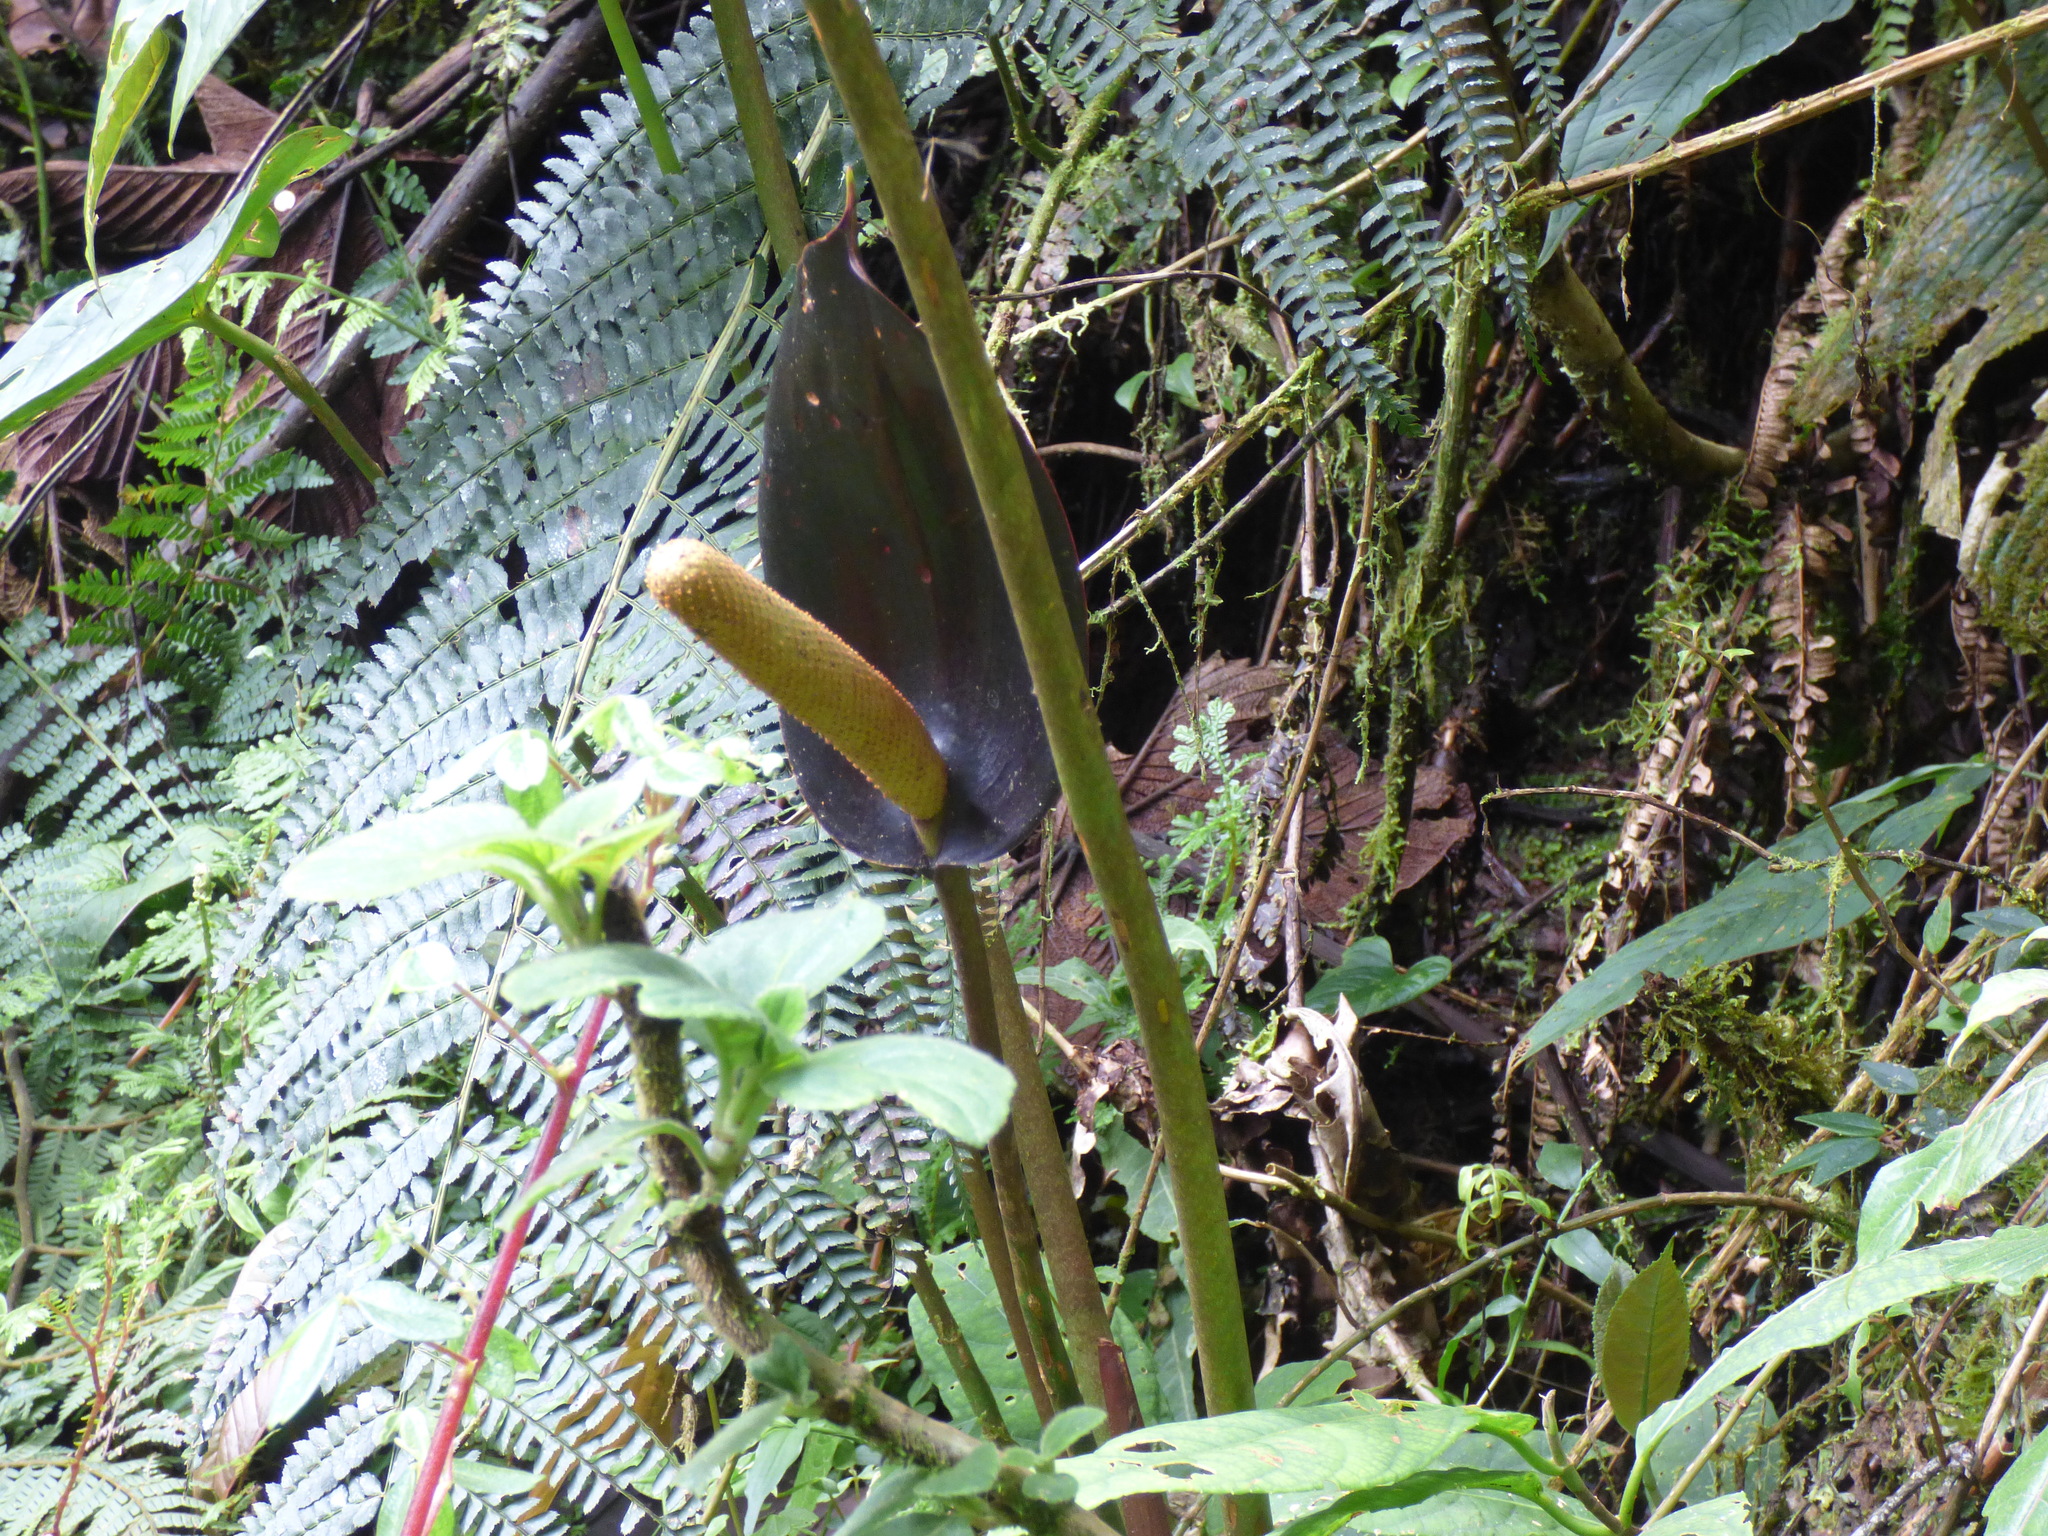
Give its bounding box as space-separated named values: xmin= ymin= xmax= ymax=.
xmin=908 ymin=1250 xmax=1013 ymax=1443
xmin=707 ymin=0 xmax=810 ymax=272
xmin=191 ymin=309 xmax=383 ymax=483
xmin=802 ymin=8 xmax=1261 ymax=1521
xmin=935 ymin=865 xmax=1084 ymax=1409
xmin=956 ymin=1143 xmax=1058 ymax=1422
xmin=978 ymin=884 xmax=1120 ymax=1412
xmin=597 ymin=0 xmax=685 ymax=176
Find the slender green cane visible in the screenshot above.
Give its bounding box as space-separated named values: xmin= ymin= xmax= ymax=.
xmin=799 ymin=3 xmax=1260 ymax=1528
xmin=708 ymin=0 xmax=809 ymax=271
xmin=597 ymin=0 xmax=685 ymax=176
xmin=191 ymin=309 xmax=383 ymax=482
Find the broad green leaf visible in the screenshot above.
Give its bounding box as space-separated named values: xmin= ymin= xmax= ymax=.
xmin=1985 ymin=1428 xmax=2048 ymax=1536
xmin=1523 ymin=767 xmax=1989 ymax=1053
xmin=496 ymin=1117 xmax=699 ymax=1228
xmin=1640 ymin=1226 xmax=2048 ymax=1456
xmin=1640 ymin=1492 xmax=1751 ymax=1536
xmin=1779 ymin=1135 xmax=1882 ymax=1186
xmin=1305 ymin=936 xmax=1452 ymax=1016
xmin=769 ymin=1036 xmax=1014 ymax=1145
xmin=501 ymin=944 xmax=752 ymax=1022
xmin=686 ymin=897 xmax=888 ymax=1000
xmin=1162 ymin=913 xmax=1219 ymax=972
xmin=1857 ymin=1065 xmax=2048 ymax=1267
xmin=1861 ymin=1060 xmax=1924 ymax=1096
xmin=1646 ymin=1390 xmax=1780 ymax=1511
xmin=1274 ymin=1474 xmax=1554 ymax=1536
xmin=169 ymin=0 xmax=269 ymax=136
xmin=1096 ymin=1103 xmax=1176 ymax=1242
xmin=921 ymin=1443 xmax=1000 ymax=1498
xmin=907 ymin=1243 xmax=1043 ymax=1443
xmin=1254 ymin=1359 xmax=1349 ymax=1410
xmin=277 ymin=804 xmax=543 ymax=903
xmin=88 ymin=0 xmax=177 ymax=273
xmin=1599 ymin=1254 xmax=1689 ymax=1434
xmin=1925 ymin=895 xmax=1954 ymax=954
xmin=1550 ymin=1228 xmax=1619 ymax=1284
xmin=0 ymin=126 xmax=348 ymax=436
xmin=346 ymin=1280 xmax=466 ymax=1343
xmin=375 ymin=1462 xmax=417 ymax=1536
xmin=1543 ymin=0 xmax=1854 ymax=259
xmin=1969 ymin=969 xmax=2048 ymax=1030
xmin=745 ymin=1422 xmax=813 ymax=1529
xmin=451 ymin=1458 xmax=539 ymax=1496
xmin=1040 ymin=1405 xmax=1109 ymax=1459
xmin=1536 ymin=1140 xmax=1589 ymax=1192
xmin=265 ymin=1301 xmax=344 ymax=1428
xmin=1053 ymin=1401 xmax=1532 ymax=1507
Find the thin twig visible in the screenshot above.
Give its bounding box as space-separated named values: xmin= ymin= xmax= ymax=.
xmin=1974 ymin=1281 xmax=2048 ymax=1471
xmin=1646 ymin=1354 xmax=1786 ymax=1520
xmin=1487 ymin=786 xmax=1777 ymax=861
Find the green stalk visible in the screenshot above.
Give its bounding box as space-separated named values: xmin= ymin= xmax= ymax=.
xmin=978 ymin=884 xmax=1119 ymax=1409
xmin=955 ymin=1144 xmax=1057 ymax=1422
xmin=192 ymin=309 xmax=383 ymax=482
xmin=935 ymin=865 xmax=1083 ymax=1409
xmin=908 ymin=1250 xmax=1012 ymax=1443
xmin=0 ymin=25 xmax=51 ymax=274
xmin=707 ymin=0 xmax=809 ymax=272
xmin=597 ymin=0 xmax=685 ymax=176
xmin=802 ymin=1 xmax=1259 ymax=1522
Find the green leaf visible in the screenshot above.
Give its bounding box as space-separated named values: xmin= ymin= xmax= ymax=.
xmin=1645 ymin=1387 xmax=1780 ymax=1513
xmin=1857 ymin=1065 xmax=2048 ymax=1267
xmin=476 ymin=1327 xmax=539 ymax=1397
xmin=1640 ymin=1492 xmax=1751 ymax=1536
xmin=1095 ymin=1103 xmax=1176 ymax=1243
xmin=1054 ymin=1401 xmax=1531 ymax=1507
xmin=1253 ymin=1359 xmax=1347 ymax=1410
xmin=88 ymin=0 xmax=175 ymax=273
xmin=907 ymin=1243 xmax=1045 ymax=1444
xmin=1640 ymin=1225 xmax=2048 ymax=1457
xmin=1797 ymin=1112 xmax=1884 ymax=1136
xmin=450 ymin=1457 xmax=540 ymax=1496
xmin=1598 ymin=1254 xmax=1690 ymax=1435
xmin=1861 ymin=1061 xmax=1924 ymax=1096
xmin=166 ymin=0 xmax=268 ymax=137
xmin=921 ymin=1444 xmax=1000 ymax=1498
xmin=1114 ymin=370 xmax=1151 ymax=412
xmin=1969 ymin=969 xmax=2048 ymax=1030
xmin=375 ymin=1462 xmax=417 ymax=1536
xmin=1925 ymin=895 xmax=1954 ymax=954
xmin=1550 ymin=1228 xmax=1619 ymax=1285
xmin=501 ymin=944 xmax=753 ymax=1022
xmin=1779 ymin=1136 xmax=1882 ymax=1185
xmin=686 ymin=897 xmax=888 ymax=1001
xmin=1523 ymin=767 xmax=1989 ymax=1054
xmin=1544 ymin=0 xmax=1855 ymax=258
xmin=769 ymin=1035 xmax=1014 ymax=1145
xmin=1039 ymin=1405 xmax=1109 ymax=1459
xmin=277 ymin=804 xmax=546 ymax=903
xmin=0 ymin=126 xmax=348 ymax=436
xmin=264 ymin=1301 xmax=343 ymax=1428
xmin=1305 ymin=936 xmax=1452 ymax=1017
xmin=345 ymin=1280 xmax=466 ymax=1343
xmin=497 ymin=1117 xmax=700 ymax=1228
xmin=1274 ymin=1473 xmax=1554 ymax=1536
xmin=1985 ymin=1427 xmax=2048 ymax=1536
xmin=1536 ymin=1140 xmax=1589 ymax=1192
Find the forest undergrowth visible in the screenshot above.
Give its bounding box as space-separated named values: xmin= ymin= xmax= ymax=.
xmin=0 ymin=0 xmax=2046 ymax=1533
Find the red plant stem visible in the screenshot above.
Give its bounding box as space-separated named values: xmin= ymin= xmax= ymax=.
xmin=400 ymin=995 xmax=613 ymax=1536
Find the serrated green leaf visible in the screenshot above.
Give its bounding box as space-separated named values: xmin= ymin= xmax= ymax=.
xmin=1599 ymin=1254 xmax=1690 ymax=1434
xmin=769 ymin=1034 xmax=1014 ymax=1145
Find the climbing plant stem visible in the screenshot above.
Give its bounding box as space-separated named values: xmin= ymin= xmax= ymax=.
xmin=191 ymin=309 xmax=383 ymax=483
xmin=708 ymin=0 xmax=810 ymax=271
xmin=801 ymin=2 xmax=1261 ymax=1524
xmin=597 ymin=0 xmax=685 ymax=176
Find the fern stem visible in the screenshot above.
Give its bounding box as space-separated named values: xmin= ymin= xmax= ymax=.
xmin=190 ymin=310 xmax=384 ymax=483
xmin=800 ymin=3 xmax=1262 ymax=1525
xmin=708 ymin=0 xmax=810 ymax=271
xmin=399 ymin=996 xmax=614 ymax=1536
xmin=597 ymin=0 xmax=685 ymax=176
